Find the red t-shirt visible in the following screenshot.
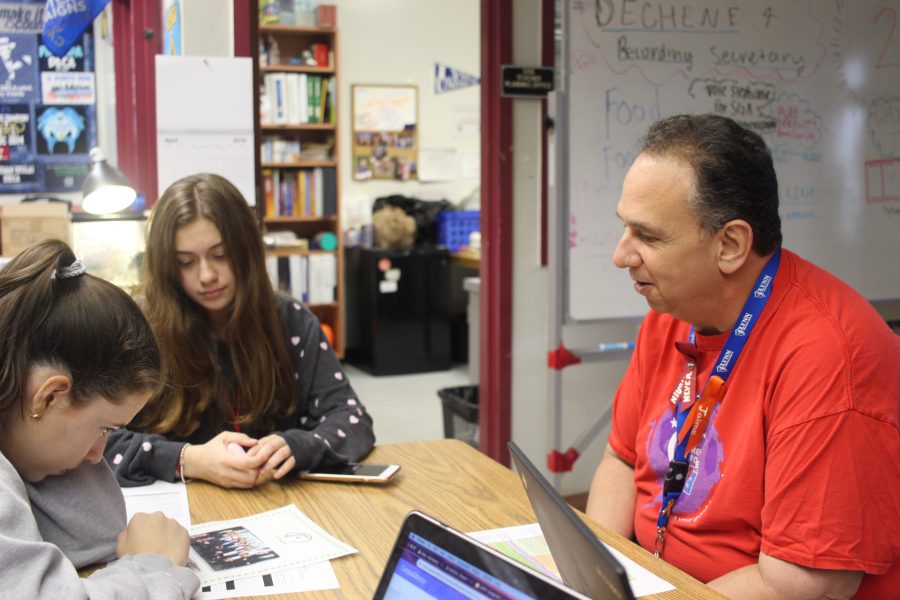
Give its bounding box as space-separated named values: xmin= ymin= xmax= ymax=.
xmin=608 ymin=249 xmax=899 ymax=597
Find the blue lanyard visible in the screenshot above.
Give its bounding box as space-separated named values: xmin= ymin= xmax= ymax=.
xmin=654 ymin=249 xmax=780 ymax=556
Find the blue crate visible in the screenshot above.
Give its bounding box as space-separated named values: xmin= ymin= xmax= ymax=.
xmin=436 ymin=210 xmax=480 ymax=253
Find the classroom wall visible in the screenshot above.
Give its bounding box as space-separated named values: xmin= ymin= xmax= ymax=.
xmin=509 ymin=0 xmax=630 ymax=495
xmin=179 ymin=0 xmax=233 ymax=57
xmin=330 ymin=0 xmax=481 ymax=230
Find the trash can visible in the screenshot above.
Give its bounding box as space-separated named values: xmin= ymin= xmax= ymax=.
xmin=438 ymin=385 xmax=479 ymax=448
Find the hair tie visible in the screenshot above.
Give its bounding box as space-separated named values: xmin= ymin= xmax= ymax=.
xmin=54 ymin=259 xmax=86 ymax=280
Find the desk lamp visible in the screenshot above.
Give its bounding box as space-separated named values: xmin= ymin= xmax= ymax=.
xmin=81 ymin=147 xmax=137 ymax=215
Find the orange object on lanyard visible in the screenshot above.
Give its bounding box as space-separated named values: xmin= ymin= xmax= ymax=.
xmin=678 ymin=375 xmax=726 ymax=454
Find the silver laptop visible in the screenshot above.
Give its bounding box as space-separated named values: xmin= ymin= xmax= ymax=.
xmin=373 ymin=510 xmax=589 ymax=599
xmin=509 ymin=441 xmax=636 ymax=600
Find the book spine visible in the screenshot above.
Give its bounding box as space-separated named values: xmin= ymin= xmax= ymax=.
xmin=309 ymin=76 xmax=321 ymax=123
xmin=277 ymin=257 xmax=290 ymax=292
xmin=285 ymin=73 xmax=300 ymax=125
xmin=299 ymin=169 xmax=307 ymax=216
xmin=322 ymin=167 xmax=336 ymax=216
xmin=265 ymin=256 xmax=279 ymax=289
xmin=263 ymin=169 xmax=275 ymax=217
xmin=319 ymin=77 xmax=328 ymax=123
xmin=273 ymin=169 xmax=282 ymax=216
xmin=299 ymin=73 xmax=309 ymax=124
xmin=327 ymin=77 xmax=336 ymax=124
xmin=273 ymin=73 xmax=287 ymax=125
xmin=314 ymin=167 xmax=324 ymax=217
xmin=289 ymin=254 xmax=304 ymax=302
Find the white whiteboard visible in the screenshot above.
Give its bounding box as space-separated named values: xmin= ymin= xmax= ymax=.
xmin=564 ymin=0 xmax=900 ymax=321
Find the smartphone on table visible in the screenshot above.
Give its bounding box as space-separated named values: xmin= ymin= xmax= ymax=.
xmin=299 ymin=463 xmax=400 ymax=484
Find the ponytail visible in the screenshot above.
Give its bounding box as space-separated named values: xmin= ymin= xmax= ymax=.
xmin=0 ymin=240 xmax=161 ymax=419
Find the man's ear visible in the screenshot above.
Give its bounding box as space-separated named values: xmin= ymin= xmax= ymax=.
xmin=717 ymin=219 xmax=753 ymax=275
xmin=29 ymin=373 xmax=73 ymax=417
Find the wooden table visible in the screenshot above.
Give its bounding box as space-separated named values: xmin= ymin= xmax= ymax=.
xmin=187 ymin=439 xmax=723 ymax=599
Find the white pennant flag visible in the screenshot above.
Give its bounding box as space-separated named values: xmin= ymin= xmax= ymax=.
xmin=434 ymin=63 xmax=480 ymax=94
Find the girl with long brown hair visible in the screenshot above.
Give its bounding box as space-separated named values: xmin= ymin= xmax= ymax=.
xmin=105 ymin=173 xmax=374 ymax=488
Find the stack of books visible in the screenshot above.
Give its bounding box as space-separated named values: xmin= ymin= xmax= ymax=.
xmin=262 ymin=74 xmax=335 ymax=126
xmin=260 ymin=136 xmax=302 ymax=163
xmin=266 ymin=252 xmax=337 ymax=305
xmin=262 ymin=167 xmax=337 ymax=217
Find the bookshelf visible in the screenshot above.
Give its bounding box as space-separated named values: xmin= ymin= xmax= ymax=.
xmin=257 ymin=22 xmax=344 ymax=357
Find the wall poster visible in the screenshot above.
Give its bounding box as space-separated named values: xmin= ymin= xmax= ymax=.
xmin=0 ymin=0 xmax=96 ymax=195
xmin=351 ymin=84 xmax=418 ymax=181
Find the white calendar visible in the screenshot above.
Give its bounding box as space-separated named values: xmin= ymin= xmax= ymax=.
xmin=155 ymin=56 xmax=256 ymax=205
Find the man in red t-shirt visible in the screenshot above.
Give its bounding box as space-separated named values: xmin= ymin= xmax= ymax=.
xmin=585 ymin=115 xmax=899 ymax=599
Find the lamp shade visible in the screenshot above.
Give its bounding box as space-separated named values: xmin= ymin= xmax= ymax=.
xmin=81 ymin=147 xmax=137 ymax=215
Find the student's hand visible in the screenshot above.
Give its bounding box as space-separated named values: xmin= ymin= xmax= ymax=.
xmin=246 ymin=434 xmax=296 ymax=484
xmin=183 ymin=431 xmax=266 ymax=488
xmin=116 ymin=512 xmax=191 ymax=566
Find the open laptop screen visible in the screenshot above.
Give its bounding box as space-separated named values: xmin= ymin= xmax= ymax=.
xmin=508 ymin=441 xmax=635 ymax=600
xmin=373 ymin=511 xmax=587 ymax=600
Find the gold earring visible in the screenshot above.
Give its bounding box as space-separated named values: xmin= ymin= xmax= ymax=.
xmin=27 ymin=410 xmax=42 ymax=420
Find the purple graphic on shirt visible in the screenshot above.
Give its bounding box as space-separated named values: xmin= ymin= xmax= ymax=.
xmin=643 ymin=405 xmax=724 ymax=517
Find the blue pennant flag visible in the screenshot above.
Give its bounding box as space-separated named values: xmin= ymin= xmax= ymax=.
xmin=434 ymin=63 xmax=480 ymax=95
xmin=42 ymin=0 xmax=110 ymax=57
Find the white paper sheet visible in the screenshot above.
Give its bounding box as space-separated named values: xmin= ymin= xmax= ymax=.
xmin=418 ymin=148 xmax=458 ymax=182
xmin=121 ymin=487 xmax=347 ymax=598
xmin=187 ymin=504 xmax=357 ymax=585
xmin=121 ymin=480 xmax=192 ymax=530
xmin=470 ymin=523 xmax=675 ymax=598
xmin=193 ymin=562 xmax=339 ymax=600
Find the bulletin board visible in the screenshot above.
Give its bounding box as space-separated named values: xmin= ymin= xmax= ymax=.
xmin=351 ymin=84 xmax=418 ymax=181
xmin=561 ymin=0 xmax=900 ymax=322
xmin=0 ymin=0 xmax=97 ymax=195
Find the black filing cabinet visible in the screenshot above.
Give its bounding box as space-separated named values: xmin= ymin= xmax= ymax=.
xmin=352 ymin=247 xmax=452 ymax=375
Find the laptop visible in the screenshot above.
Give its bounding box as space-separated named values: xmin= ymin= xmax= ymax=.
xmin=372 ymin=510 xmax=589 ymax=599
xmin=508 ymin=441 xmax=636 ymax=600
